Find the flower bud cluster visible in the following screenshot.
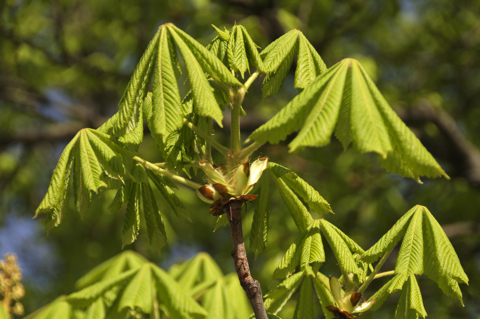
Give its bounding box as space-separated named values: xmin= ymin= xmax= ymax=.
xmin=0 ymin=253 xmax=25 ymax=315
xmin=196 ymin=157 xmax=268 ymax=215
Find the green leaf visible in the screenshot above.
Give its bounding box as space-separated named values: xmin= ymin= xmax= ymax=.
xmin=170 ymin=253 xmax=223 ymax=293
xmin=262 ymin=41 xmax=297 ymax=99
xmin=202 ymin=278 xmax=234 ymax=319
xmin=264 ymin=271 xmax=305 ymax=315
xmin=421 ymin=206 xmax=468 ymax=303
xmin=84 ymin=298 xmax=106 ymax=319
xmin=394 ymin=275 xmax=427 ymax=319
xmin=368 ymin=274 xmax=408 ymax=311
xmin=294 ymin=33 xmax=327 ymax=89
xmin=272 ymin=175 xmax=314 ymax=232
xmin=395 ymin=210 xmax=424 ymax=276
xmin=224 ymin=273 xmax=252 ymax=319
xmin=239 ymin=25 xmax=265 ymax=73
xmin=312 ymin=272 xmax=335 ymax=319
xmin=26 ymin=296 xmax=83 ymax=319
xmin=362 ymin=207 xmax=416 ymax=264
xmin=152 ymin=265 xmax=208 ymax=319
xmin=274 ymin=220 xmax=324 ymax=279
xmin=269 ymin=162 xmax=332 ymax=215
xmin=118 ymin=264 xmax=153 ymax=314
xmin=75 ymin=250 xmax=147 ymax=289
xmin=250 ymin=169 xmax=270 ymax=258
xmin=150 ymin=27 xmax=183 ymax=146
xmin=229 ymin=25 xmax=249 ymax=78
xmin=214 ymin=214 xmax=229 ymax=232
xmin=167 ymin=26 xmax=224 ymax=126
xmin=147 ymin=170 xmax=190 ymax=220
xmin=319 ymin=219 xmax=360 ymax=276
xmin=115 ymin=29 xmax=158 ymax=136
xmin=251 ymin=58 xmax=448 ymax=181
xmin=142 ymin=183 xmax=168 ymax=253
xmin=167 ymin=25 xmax=241 ymax=87
xmin=67 ymin=269 xmax=138 ymax=308
xmin=122 ymin=183 xmax=141 ymax=248
xmin=262 ymin=29 xmax=299 ymax=72
xmin=293 ymin=275 xmax=314 ymax=319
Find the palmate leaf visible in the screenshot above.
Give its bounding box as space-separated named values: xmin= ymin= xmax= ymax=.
xmin=274 ymin=220 xmax=324 ymax=279
xmin=141 ymin=183 xmax=168 ymax=253
xmin=250 ymin=169 xmax=271 ymax=258
xmin=364 ymin=205 xmax=468 ymax=306
xmin=312 ymin=272 xmax=335 ymax=319
xmin=367 ymin=274 xmax=408 ymax=312
xmin=293 ymin=274 xmax=314 ymax=319
xmin=224 ymin=274 xmax=251 ymax=319
xmin=68 ymin=263 xmax=208 ymax=319
xmin=250 ymin=58 xmax=448 ymax=182
xmin=35 ymin=129 xmax=132 ymax=231
xmin=261 ymin=30 xmax=326 ymax=98
xmin=122 ymin=182 xmax=141 ymax=248
xmin=269 ymin=162 xmax=332 ymax=215
xmin=75 ymin=250 xmax=148 ymax=289
xmin=227 ymin=25 xmax=265 ymax=78
xmin=202 ymin=278 xmax=233 ymax=319
xmin=394 ymin=275 xmax=427 ymax=319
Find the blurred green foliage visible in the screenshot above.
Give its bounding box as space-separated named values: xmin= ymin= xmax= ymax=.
xmin=0 ymin=0 xmax=479 ymax=318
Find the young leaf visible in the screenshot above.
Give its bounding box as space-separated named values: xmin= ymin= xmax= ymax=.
xmin=150 ymin=27 xmax=183 ymax=147
xmin=395 ymin=210 xmax=424 ymax=276
xmin=239 ymin=25 xmax=265 ymax=73
xmin=250 ymin=61 xmax=346 ymax=146
xmin=214 ymin=214 xmax=229 ymax=232
xmin=269 ymin=162 xmax=332 ymax=215
xmin=147 ymin=170 xmax=190 ymax=220
xmin=294 ymin=33 xmax=327 ymax=89
xmin=293 ymin=275 xmax=314 ymax=319
xmin=264 ymin=271 xmax=305 ymax=315
xmin=229 ymin=25 xmax=249 ymax=78
xmin=142 ymin=183 xmax=168 ymax=253
xmin=75 ymin=250 xmax=147 ymax=289
xmin=115 ymin=29 xmax=159 ymax=136
xmin=25 ymin=296 xmax=83 ymax=319
xmin=152 ymin=265 xmax=208 ymax=319
xmin=361 ymin=207 xmax=417 ymax=264
xmin=272 ymin=175 xmax=314 ymax=232
xmin=224 ymin=273 xmax=252 ymax=319
xmin=202 ymin=278 xmax=234 ymax=319
xmin=118 ymin=264 xmax=153 ymax=314
xmin=394 ymin=275 xmax=427 ymax=319
xmin=84 ymin=298 xmax=106 ymax=319
xmin=262 ymin=29 xmax=300 ymax=72
xmin=167 ymin=25 xmax=241 ymax=87
xmin=250 ymin=58 xmax=448 ymax=181
xmin=312 ymin=272 xmax=335 ymax=319
xmin=274 ymin=220 xmax=325 ymax=279
xmin=250 ymin=169 xmax=271 ymax=258
xmin=262 ymin=43 xmax=297 ymax=99
xmin=319 ymin=219 xmax=361 ymax=276
xmin=122 ymin=183 xmax=141 ymax=248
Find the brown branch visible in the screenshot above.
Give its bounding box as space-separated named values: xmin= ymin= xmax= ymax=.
xmin=225 ymin=200 xmax=268 ymax=319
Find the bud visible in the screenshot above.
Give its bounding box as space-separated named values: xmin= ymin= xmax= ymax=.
xmin=244 ymin=157 xmax=268 ymax=194
xmin=196 ymin=185 xmax=221 ymax=204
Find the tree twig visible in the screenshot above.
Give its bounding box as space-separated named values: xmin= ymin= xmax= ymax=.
xmin=225 ymin=200 xmax=268 ymax=319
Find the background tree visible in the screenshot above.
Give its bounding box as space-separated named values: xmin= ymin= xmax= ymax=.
xmin=0 ymin=0 xmax=479 ymax=318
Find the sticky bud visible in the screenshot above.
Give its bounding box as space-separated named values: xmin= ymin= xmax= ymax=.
xmin=197 ymin=185 xmax=220 ymax=204
xmin=234 ymin=162 xmax=250 ymax=196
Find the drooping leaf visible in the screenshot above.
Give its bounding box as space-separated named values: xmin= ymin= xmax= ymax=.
xmin=229 ymin=25 xmax=249 ymax=78
xmin=274 ymin=220 xmax=324 ymax=279
xmin=250 ymin=169 xmax=271 ymax=258
xmin=394 ymin=275 xmax=427 ymax=319
xmin=367 ymin=274 xmax=408 ymax=312
xmin=224 ymin=273 xmax=251 ymax=319
xmin=214 ymin=214 xmax=229 ymax=232
xmin=122 ymin=183 xmax=141 ymax=248
xmin=269 ymin=162 xmax=332 ymax=215
xmin=319 ymin=219 xmax=360 ymax=276
xmin=312 ymin=272 xmax=335 ymax=319
xmin=395 ymin=210 xmax=424 ymax=276
xmin=150 ymin=27 xmax=183 ymax=147
xmin=250 ymin=59 xmax=448 ymax=181
xmin=147 ymin=170 xmax=190 ymax=220
xmin=202 ymin=278 xmax=233 ymax=319
xmin=264 ymin=271 xmax=305 ymax=315
xmin=272 ymin=175 xmax=314 ymax=232
xmin=239 ymin=25 xmax=265 ymax=73
xmin=293 ymin=275 xmax=314 ymax=319
xmin=142 ymin=183 xmax=168 ymax=253
xmin=294 ymin=33 xmax=327 ymax=89
xmin=25 ymin=296 xmax=83 ymax=319
xmin=84 ymin=298 xmax=106 ymax=319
